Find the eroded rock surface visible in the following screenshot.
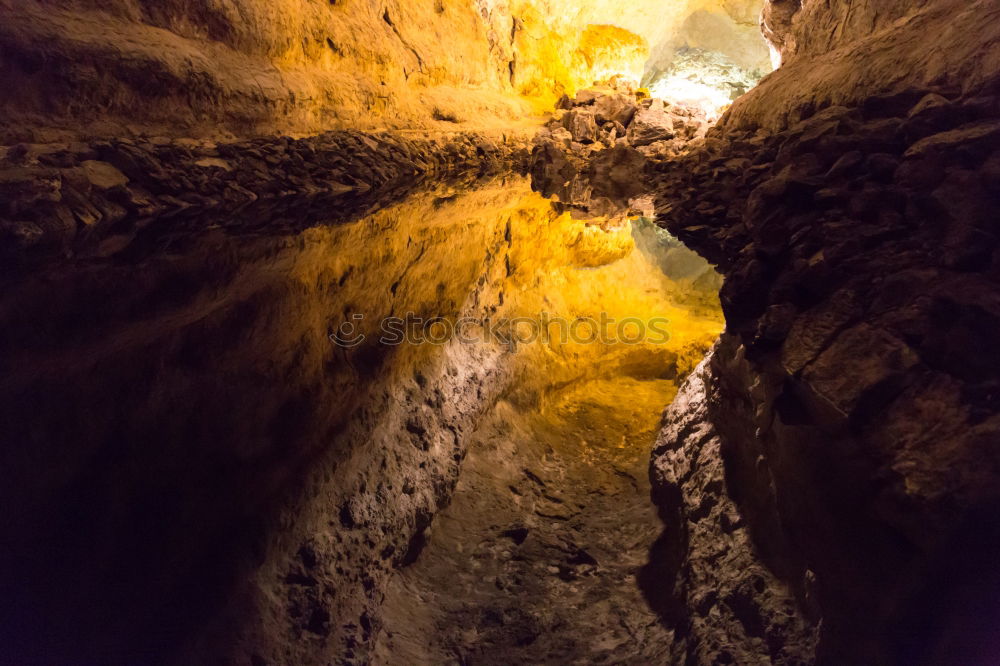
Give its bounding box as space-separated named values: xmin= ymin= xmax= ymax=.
xmin=738 ymin=0 xmax=1000 ymax=130
xmin=649 ymin=351 xmax=818 ymax=664
xmin=530 ymin=81 xmax=711 ymax=219
xmin=0 ymin=0 xmax=758 ymax=139
xmin=649 ymin=76 xmax=1000 ymax=664
xmin=0 ymin=130 xmax=532 ymax=266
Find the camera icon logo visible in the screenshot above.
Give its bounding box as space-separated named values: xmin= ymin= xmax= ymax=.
xmin=330 ymin=314 xmax=366 ymax=348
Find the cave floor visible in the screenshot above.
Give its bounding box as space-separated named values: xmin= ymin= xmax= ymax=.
xmin=373 ymin=376 xmax=678 ymax=664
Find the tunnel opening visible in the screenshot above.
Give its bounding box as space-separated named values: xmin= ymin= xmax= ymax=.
xmin=641 ymin=5 xmax=772 ymax=120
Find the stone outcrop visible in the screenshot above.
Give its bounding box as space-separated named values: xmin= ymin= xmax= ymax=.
xmin=649 ymin=74 xmax=1000 ymax=664
xmin=759 ymin=0 xmax=799 ymax=66
xmin=0 ymin=0 xmax=525 ymax=138
xmin=0 ymin=130 xmax=532 ymax=266
xmin=737 ymin=0 xmax=1000 ymax=131
xmin=0 ymin=0 xmax=761 ymax=140
xmin=648 ymin=351 xmax=819 ymax=664
xmin=627 ymin=103 xmax=677 ymax=147
xmin=529 ymin=81 xmax=711 ymax=219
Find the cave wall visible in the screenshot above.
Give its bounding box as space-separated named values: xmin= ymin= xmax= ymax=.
xmin=0 ymin=0 xmax=777 ymax=141
xmin=0 ymin=0 xmax=531 ymax=140
xmin=0 ymin=179 xmax=525 ymax=665
xmin=645 ymin=0 xmax=771 ymax=77
xmin=648 ymin=0 xmax=1000 ymax=662
xmin=734 ymin=0 xmax=1000 ymax=130
xmin=0 ymin=0 xmax=659 ymax=141
xmin=649 ymin=351 xmax=819 ymax=664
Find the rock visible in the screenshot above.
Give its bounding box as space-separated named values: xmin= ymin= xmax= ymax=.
xmin=592 ymin=94 xmax=637 ymax=127
xmin=648 ymin=352 xmax=819 ymax=665
xmin=635 ymin=140 xmax=679 ymax=159
xmin=907 ymin=92 xmax=952 ymax=123
xmin=1 ymin=130 xmax=533 ymax=261
xmin=904 ymin=120 xmax=1000 ymax=160
xmin=802 ymin=323 xmax=920 ymax=420
xmin=639 ymin=97 xmax=665 ymax=112
xmin=587 ymin=144 xmax=647 ymax=200
xmin=573 ymin=89 xmax=600 ymax=106
xmin=760 ymin=0 xmax=801 ymax=63
xmin=0 ymin=167 xmax=62 ymax=215
xmin=781 ymin=290 xmax=861 ymax=375
xmin=865 ymin=153 xmax=899 ymax=181
xmin=0 ymin=219 xmax=45 ymax=248
xmin=80 ymin=160 xmax=129 ymax=190
xmin=194 ymin=157 xmax=232 ymax=171
xmin=626 ymin=107 xmax=675 ymax=146
xmin=825 ymin=150 xmax=864 ymax=178
xmin=981 ymin=152 xmax=1000 ymax=193
xmin=563 ymin=109 xmax=599 ymax=144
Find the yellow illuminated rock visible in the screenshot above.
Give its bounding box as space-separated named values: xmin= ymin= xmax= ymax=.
xmin=0 ymin=0 xmax=767 ymax=138
xmin=284 ymin=174 xmax=721 ymax=435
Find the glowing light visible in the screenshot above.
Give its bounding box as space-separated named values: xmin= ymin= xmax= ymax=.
xmin=769 ymin=43 xmax=783 ymax=70
xmin=643 ymin=47 xmax=766 ymax=120
xmin=648 ymin=74 xmax=732 ymax=119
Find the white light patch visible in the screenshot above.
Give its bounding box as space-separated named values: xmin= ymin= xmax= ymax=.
xmin=648 ymin=75 xmax=732 ymax=119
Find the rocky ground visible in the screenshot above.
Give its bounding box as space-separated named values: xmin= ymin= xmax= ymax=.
xmin=526 ymin=78 xmax=713 ymax=223
xmin=0 ymin=130 xmax=532 ymax=267
xmin=373 ymin=383 xmax=679 ymax=665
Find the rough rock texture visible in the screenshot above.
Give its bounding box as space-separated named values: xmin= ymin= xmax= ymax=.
xmin=0 ymin=0 xmax=765 ymax=140
xmin=0 ymin=0 xmax=776 ymax=141
xmin=759 ymin=0 xmax=799 ymax=66
xmin=737 ymin=0 xmax=1000 ymax=130
xmin=648 ymin=351 xmax=818 ymax=664
xmin=628 ymin=104 xmax=677 ymax=147
xmin=647 ymin=1 xmax=771 ymax=76
xmin=649 ymin=76 xmax=1000 ymax=663
xmin=0 ymin=179 xmax=531 ymax=665
xmin=0 ymin=130 xmax=532 ymax=266
xmin=0 ymin=0 xmax=532 ymax=139
xmin=530 ymin=83 xmax=711 ymax=218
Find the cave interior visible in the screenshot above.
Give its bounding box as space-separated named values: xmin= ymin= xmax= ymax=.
xmin=1 ymin=0 xmax=999 ymax=664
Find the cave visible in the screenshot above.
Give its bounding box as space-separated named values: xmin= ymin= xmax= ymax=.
xmin=1 ymin=1 xmax=999 ymax=664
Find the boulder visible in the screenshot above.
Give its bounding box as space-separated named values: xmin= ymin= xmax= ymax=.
xmin=593 ymin=94 xmax=638 ymax=127
xmin=587 ymin=144 xmax=648 ymax=200
xmin=563 ymin=109 xmax=599 ymax=144
xmin=626 ymin=107 xmax=675 ymax=146
xmin=573 ymin=89 xmax=601 ymax=106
